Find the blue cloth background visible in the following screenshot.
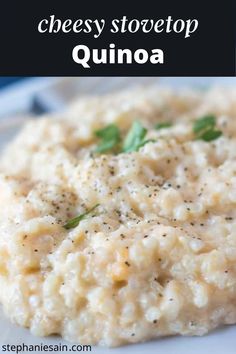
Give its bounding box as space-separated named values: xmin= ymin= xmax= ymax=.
xmin=0 ymin=77 xmax=26 ymax=89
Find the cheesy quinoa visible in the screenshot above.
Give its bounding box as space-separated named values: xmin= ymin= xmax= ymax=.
xmin=0 ymin=86 xmax=236 ymax=346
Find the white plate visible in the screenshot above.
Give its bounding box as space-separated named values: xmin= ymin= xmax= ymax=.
xmin=0 ymin=77 xmax=236 ymax=354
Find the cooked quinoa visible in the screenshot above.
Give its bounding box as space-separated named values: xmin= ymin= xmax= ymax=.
xmin=0 ymin=86 xmax=236 ymax=346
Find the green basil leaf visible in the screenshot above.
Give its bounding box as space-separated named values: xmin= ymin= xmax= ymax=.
xmin=95 ymin=124 xmax=121 ymax=153
xmin=63 ymin=204 xmax=99 ymax=230
xmin=136 ymin=139 xmax=156 ymax=150
xmin=155 ymin=122 xmax=172 ymax=130
xmin=199 ymin=129 xmax=222 ymax=142
xmin=193 ymin=115 xmax=216 ymax=134
xmin=122 ymin=121 xmax=150 ymax=152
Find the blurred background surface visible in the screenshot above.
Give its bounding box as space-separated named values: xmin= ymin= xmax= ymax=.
xmin=0 ymin=77 xmax=27 ymax=88
xmin=0 ymin=77 xmax=235 ymax=123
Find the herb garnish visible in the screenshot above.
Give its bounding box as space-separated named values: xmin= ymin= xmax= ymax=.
xmin=94 ymin=121 xmax=155 ymax=154
xmin=193 ymin=115 xmax=216 ymax=134
xmin=95 ymin=124 xmax=121 ymax=153
xmin=198 ymin=129 xmax=222 ymax=142
xmin=122 ymin=121 xmax=154 ymax=152
xmin=155 ymin=122 xmax=172 ymax=130
xmin=193 ymin=115 xmax=222 ymax=142
xmin=63 ymin=204 xmax=99 ymax=230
